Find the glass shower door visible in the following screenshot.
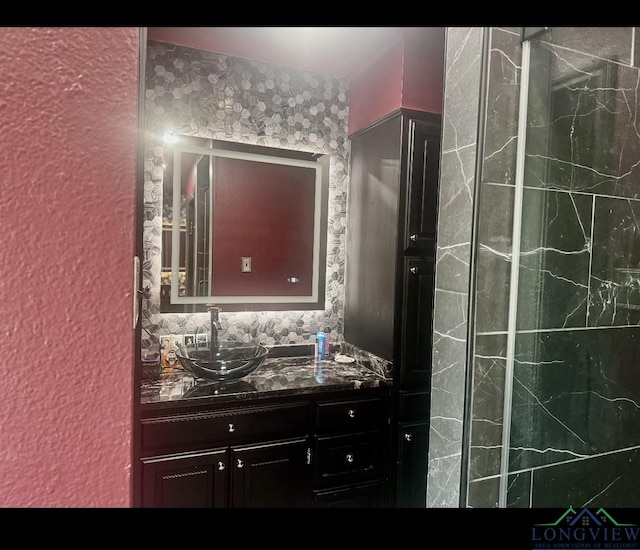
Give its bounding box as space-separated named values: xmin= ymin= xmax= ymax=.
xmin=501 ymin=27 xmax=640 ymax=508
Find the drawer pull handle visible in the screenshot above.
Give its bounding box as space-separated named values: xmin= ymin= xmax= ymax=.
xmin=217 ymin=461 xmax=225 ymax=471
xmin=404 ymin=433 xmax=413 ymax=442
xmin=347 ymin=409 xmax=356 ymax=418
xmin=346 ymin=453 xmax=354 ymax=464
xmin=236 ymin=459 xmax=244 ymax=469
xmin=306 ymin=447 xmax=312 ymax=466
xmin=228 ymin=423 xmax=235 ymax=433
xmin=410 ymin=234 xmax=418 ymax=242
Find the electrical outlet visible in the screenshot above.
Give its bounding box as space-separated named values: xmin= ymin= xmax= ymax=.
xmin=241 ymin=257 xmax=252 ymax=272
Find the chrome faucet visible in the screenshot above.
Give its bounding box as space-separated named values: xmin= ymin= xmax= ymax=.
xmin=208 ymin=305 xmax=222 ymax=351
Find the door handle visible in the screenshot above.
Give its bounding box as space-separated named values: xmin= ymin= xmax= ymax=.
xmin=133 ymin=256 xmax=140 ymax=329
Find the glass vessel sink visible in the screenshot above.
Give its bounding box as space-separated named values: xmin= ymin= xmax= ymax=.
xmin=176 ymin=342 xmax=269 ymax=381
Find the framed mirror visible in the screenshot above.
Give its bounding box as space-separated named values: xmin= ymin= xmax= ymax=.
xmin=160 ymin=134 xmax=329 ymax=312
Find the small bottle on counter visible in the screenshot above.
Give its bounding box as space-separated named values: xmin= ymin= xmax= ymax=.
xmin=316 ymin=331 xmax=326 ymax=360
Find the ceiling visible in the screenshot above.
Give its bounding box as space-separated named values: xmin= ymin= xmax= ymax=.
xmin=147 ymin=27 xmax=408 ymax=80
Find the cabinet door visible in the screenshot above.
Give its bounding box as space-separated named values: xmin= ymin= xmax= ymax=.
xmin=230 ymin=438 xmax=312 ymax=508
xmin=404 ymin=119 xmax=441 ymax=255
xmin=399 ymin=257 xmax=435 ymax=388
xmin=395 ymin=421 xmax=429 ymax=508
xmin=344 ymin=114 xmax=402 ymax=362
xmin=141 ymin=448 xmax=228 ymax=508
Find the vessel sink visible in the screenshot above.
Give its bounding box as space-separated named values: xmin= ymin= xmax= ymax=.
xmin=176 ymin=342 xmax=269 ymax=381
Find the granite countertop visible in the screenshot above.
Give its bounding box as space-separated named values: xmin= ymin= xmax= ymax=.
xmin=141 ymin=354 xmax=391 ymax=412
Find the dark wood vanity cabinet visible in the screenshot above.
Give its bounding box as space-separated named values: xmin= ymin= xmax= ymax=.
xmin=312 ymin=394 xmax=389 ymax=507
xmin=344 ymin=108 xmax=441 ymax=508
xmin=139 ymin=387 xmax=389 ymax=508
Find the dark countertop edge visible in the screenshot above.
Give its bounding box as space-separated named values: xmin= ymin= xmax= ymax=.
xmin=140 ymin=378 xmax=392 ymax=414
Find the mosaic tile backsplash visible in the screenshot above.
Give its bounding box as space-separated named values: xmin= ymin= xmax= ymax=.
xmin=141 ymin=40 xmax=350 ymax=358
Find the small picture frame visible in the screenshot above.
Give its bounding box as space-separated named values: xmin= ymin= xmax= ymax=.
xmin=196 ymin=333 xmax=208 ymax=347
xmin=184 ymin=334 xmax=195 ymax=347
xmin=160 ymin=334 xmax=184 ymax=348
xmin=173 ymin=334 xmax=184 ymax=347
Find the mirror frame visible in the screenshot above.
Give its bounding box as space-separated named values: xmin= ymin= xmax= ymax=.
xmin=164 ymin=137 xmax=329 ymax=312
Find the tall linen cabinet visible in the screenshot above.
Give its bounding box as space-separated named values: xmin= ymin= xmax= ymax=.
xmin=344 ymin=108 xmax=441 ymax=507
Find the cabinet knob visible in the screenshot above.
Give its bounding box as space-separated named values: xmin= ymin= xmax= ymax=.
xmin=410 ymin=267 xmax=419 ymax=275
xmin=236 ymin=459 xmax=244 ymax=469
xmin=345 ymin=453 xmax=354 ymax=464
xmin=217 ymin=461 xmax=225 ymax=471
xmin=404 ymin=432 xmax=413 ymax=442
xmin=410 ymin=234 xmax=418 ymax=242
xmin=228 ymin=423 xmax=235 ymax=433
xmin=347 ymin=409 xmax=356 ymax=418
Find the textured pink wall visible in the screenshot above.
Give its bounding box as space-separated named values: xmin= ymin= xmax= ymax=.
xmin=0 ymin=28 xmax=139 ymax=506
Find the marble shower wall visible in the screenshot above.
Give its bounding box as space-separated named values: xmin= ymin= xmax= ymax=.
xmin=140 ymin=41 xmax=350 ymax=357
xmin=463 ymin=27 xmax=640 ymax=508
xmin=426 ymin=27 xmax=485 ymax=508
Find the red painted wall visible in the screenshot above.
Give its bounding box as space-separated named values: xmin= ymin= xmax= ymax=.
xmin=212 ymin=158 xmax=315 ymax=296
xmin=347 ymin=40 xmax=405 ymax=135
xmin=147 ymin=26 xmax=445 ymax=137
xmin=348 ymin=28 xmax=444 ymax=135
xmin=401 ymin=27 xmax=445 ymax=116
xmin=0 ymin=28 xmax=139 ymax=506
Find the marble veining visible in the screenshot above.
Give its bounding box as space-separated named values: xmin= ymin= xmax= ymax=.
xmin=428 ymin=26 xmax=485 ymax=508
xmin=468 ymin=333 xmax=507 ymax=481
xmin=516 ymin=188 xmax=593 ymax=330
xmin=509 ymin=326 xmax=640 ymax=472
xmin=447 ymin=27 xmax=640 ymax=508
xmin=589 ymin=196 xmax=640 ymax=326
xmin=141 ymin=354 xmax=389 ymax=411
xmin=525 ymin=41 xmax=640 ymax=199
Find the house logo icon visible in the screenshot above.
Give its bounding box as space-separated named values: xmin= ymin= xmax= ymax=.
xmin=531 ymin=507 xmax=639 ymax=549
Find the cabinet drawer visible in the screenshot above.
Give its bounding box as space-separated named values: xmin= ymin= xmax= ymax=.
xmin=314 ymin=432 xmax=381 ymax=487
xmin=315 ymin=397 xmax=384 ymax=434
xmin=142 ymin=402 xmax=309 ymax=454
xmin=313 ymin=480 xmax=382 ymax=508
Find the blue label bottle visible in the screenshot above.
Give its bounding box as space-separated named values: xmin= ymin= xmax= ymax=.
xmin=316 ymin=331 xmax=326 ymax=360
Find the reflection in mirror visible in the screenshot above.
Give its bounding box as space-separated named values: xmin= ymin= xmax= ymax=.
xmin=161 ymin=134 xmax=329 ymax=312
